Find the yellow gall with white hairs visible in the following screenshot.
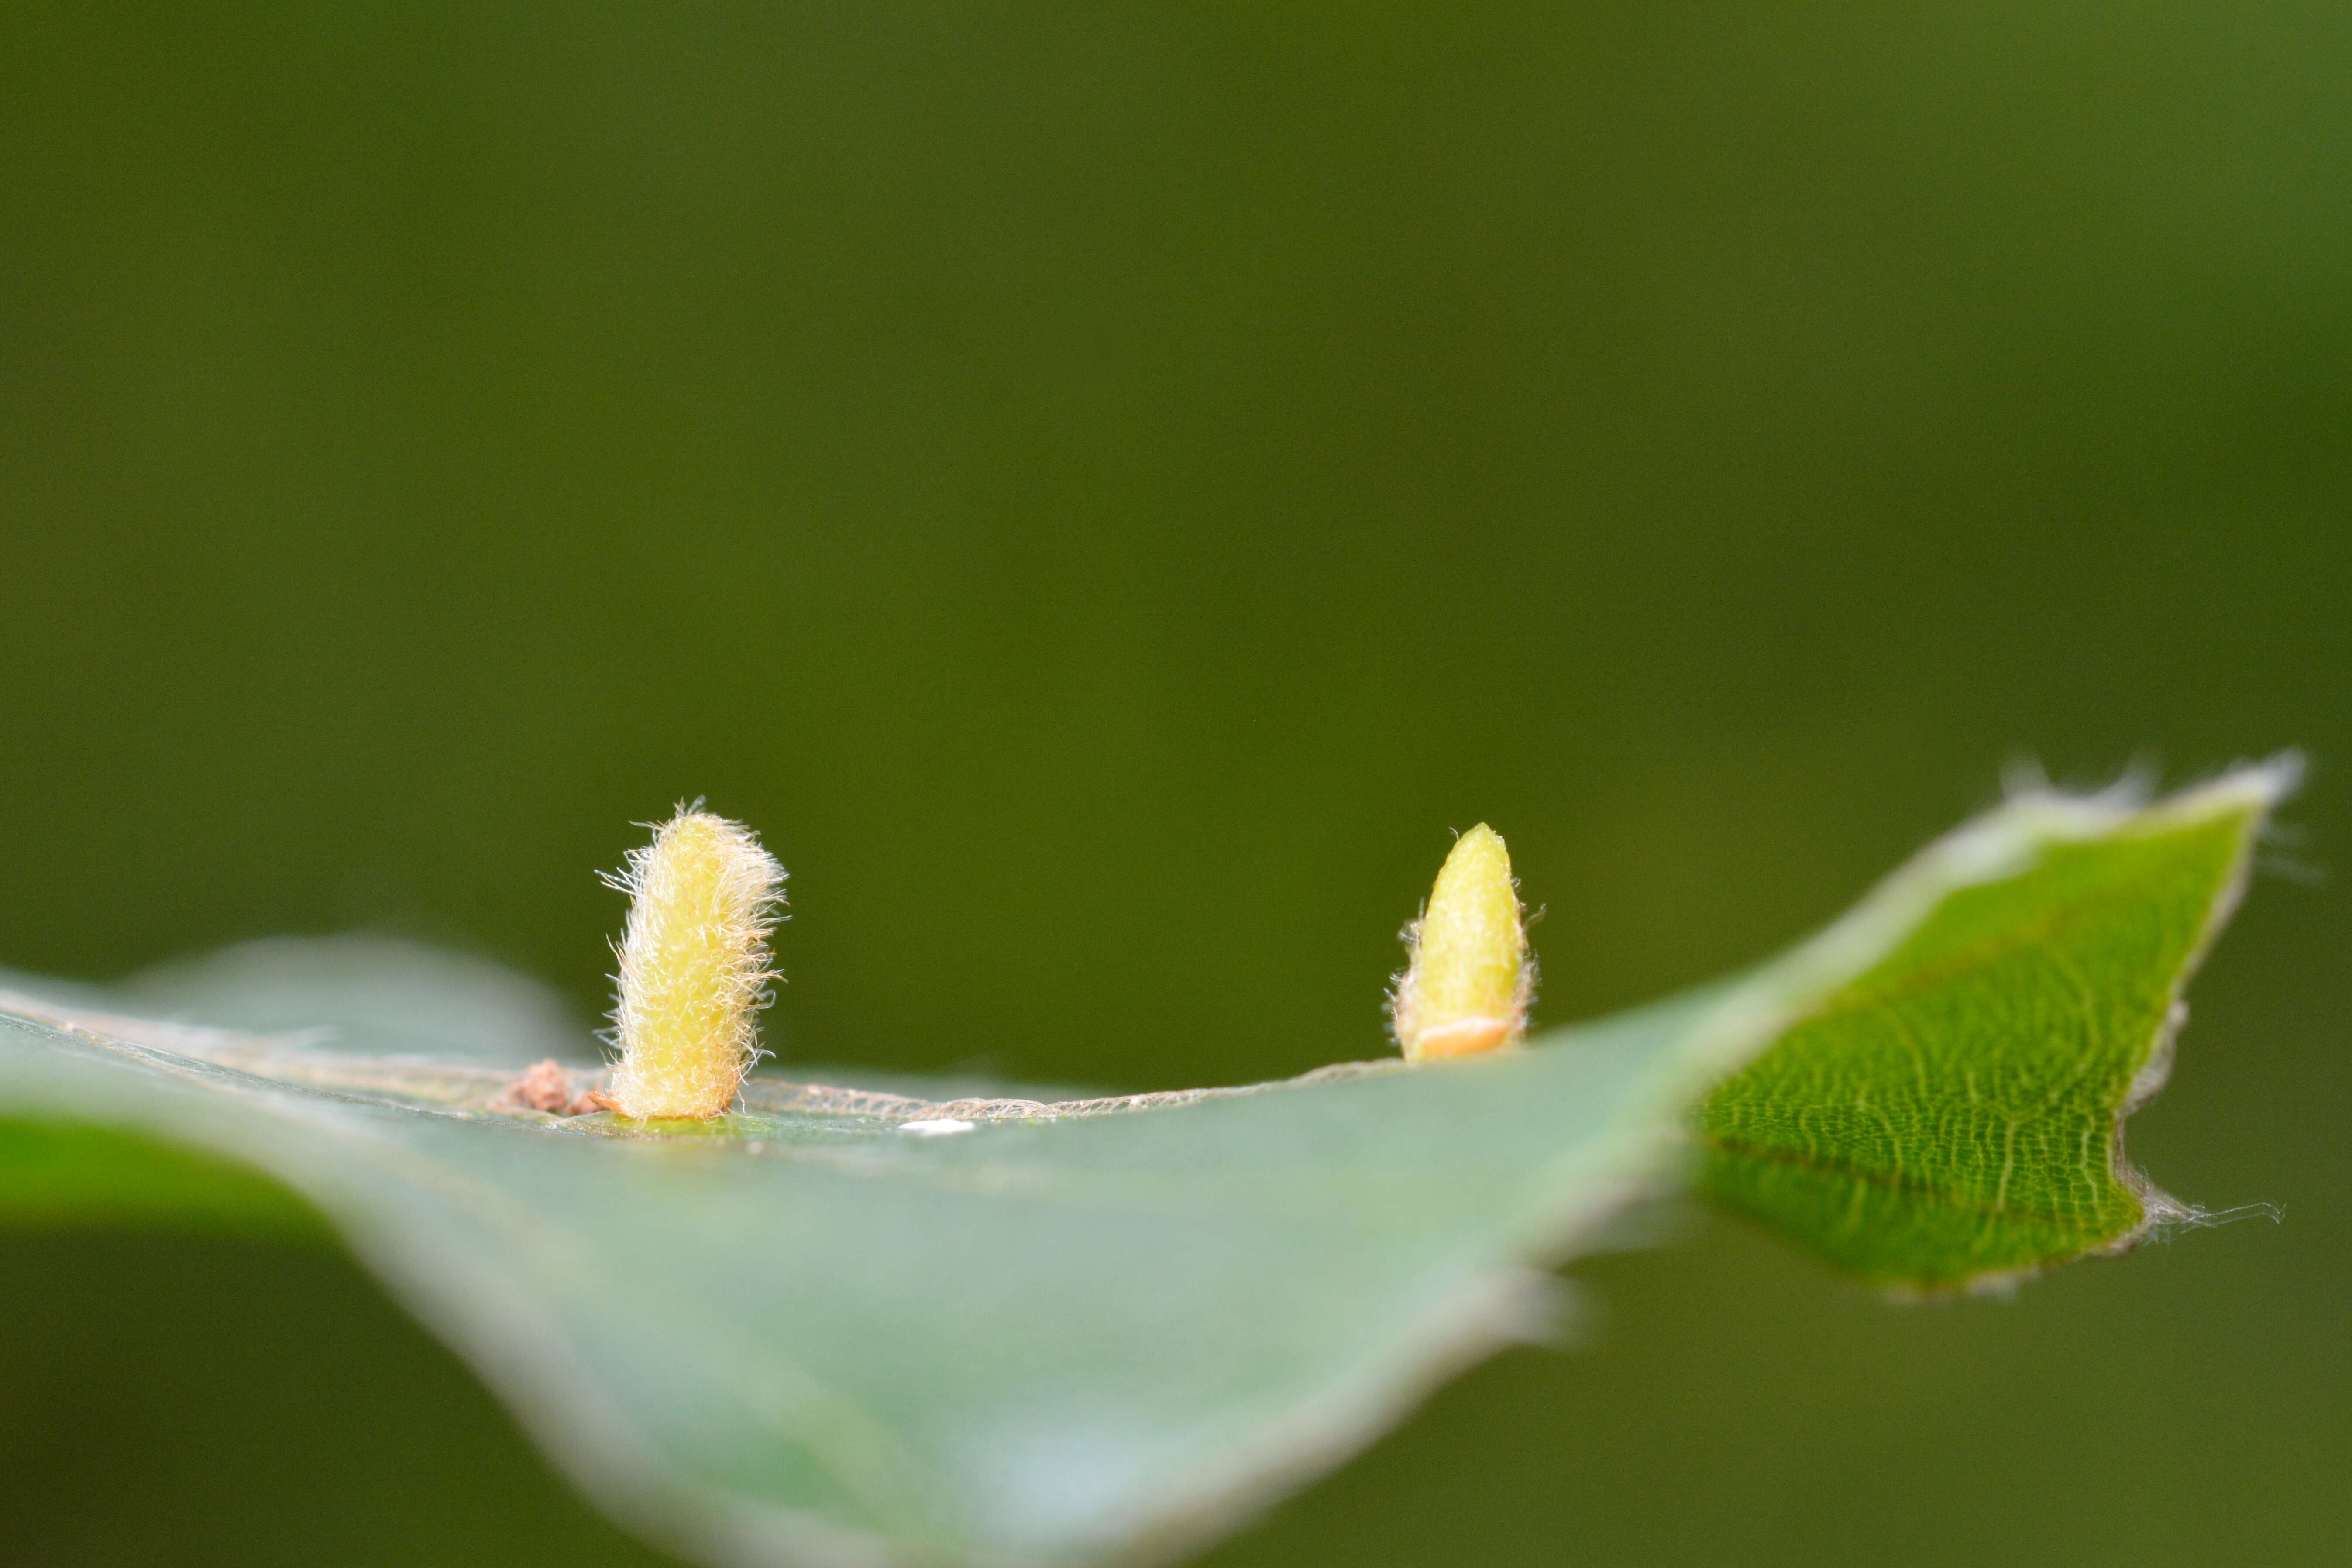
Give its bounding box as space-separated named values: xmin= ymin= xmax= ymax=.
xmin=1389 ymin=824 xmax=1533 ymax=1062
xmin=601 ymin=805 xmax=787 ymax=1120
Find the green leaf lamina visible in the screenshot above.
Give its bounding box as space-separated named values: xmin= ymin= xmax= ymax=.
xmin=0 ymin=763 xmax=2292 ymax=1567
xmin=1695 ymin=780 xmax=2280 ymax=1291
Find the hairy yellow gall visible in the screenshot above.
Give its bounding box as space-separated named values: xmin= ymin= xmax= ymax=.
xmin=600 ymin=805 xmax=787 ymax=1120
xmin=1389 ymin=824 xmax=1533 ymax=1062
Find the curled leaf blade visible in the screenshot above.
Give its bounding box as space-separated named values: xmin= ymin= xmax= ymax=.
xmin=1695 ymin=766 xmax=2289 ymax=1290
xmin=0 ymin=763 xmax=2292 ymax=1565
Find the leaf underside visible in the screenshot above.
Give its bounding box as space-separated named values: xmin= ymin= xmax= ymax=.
xmin=0 ymin=765 xmax=2288 ymax=1568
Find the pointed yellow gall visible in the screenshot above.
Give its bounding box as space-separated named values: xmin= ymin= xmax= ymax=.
xmin=1389 ymin=824 xmax=1533 ymax=1062
xmin=600 ymin=805 xmax=787 ymax=1120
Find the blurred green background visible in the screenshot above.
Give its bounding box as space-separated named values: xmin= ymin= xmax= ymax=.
xmin=2 ymin=0 xmax=2346 ymax=1563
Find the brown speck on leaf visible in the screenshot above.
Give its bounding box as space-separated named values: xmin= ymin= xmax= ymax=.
xmin=494 ymin=1059 xmax=599 ymax=1117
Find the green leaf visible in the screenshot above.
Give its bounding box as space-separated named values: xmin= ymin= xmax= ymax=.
xmin=0 ymin=1117 xmax=330 ymax=1241
xmin=1697 ymin=767 xmax=2289 ymax=1290
xmin=0 ymin=765 xmax=2289 ymax=1567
